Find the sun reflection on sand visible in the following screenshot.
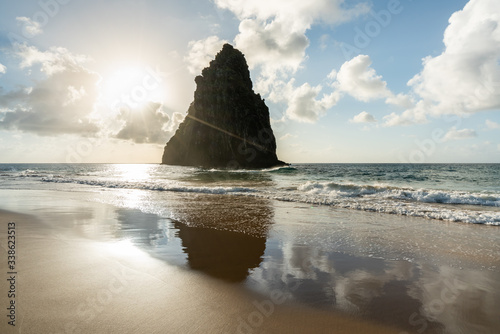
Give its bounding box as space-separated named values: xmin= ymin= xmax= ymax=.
xmin=101 ymin=239 xmax=152 ymax=261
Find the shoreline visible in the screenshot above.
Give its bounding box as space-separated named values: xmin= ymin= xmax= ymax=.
xmin=1 ymin=187 xmax=499 ymax=333
xmin=0 ymin=205 xmax=403 ymax=334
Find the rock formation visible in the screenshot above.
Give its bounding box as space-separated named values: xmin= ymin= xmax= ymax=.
xmin=162 ymin=44 xmax=286 ymax=168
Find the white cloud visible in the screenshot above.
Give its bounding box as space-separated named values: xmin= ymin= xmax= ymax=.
xmin=443 ymin=127 xmax=477 ymax=141
xmin=327 ymin=69 xmax=337 ymax=80
xmin=63 ymin=86 xmax=87 ymax=106
xmin=184 ymin=36 xmax=228 ymax=75
xmin=335 ymin=55 xmax=391 ymax=102
xmin=407 ymin=0 xmax=500 ymax=116
xmin=16 ymin=44 xmax=91 ymax=76
xmin=285 ymin=83 xmax=329 ymax=123
xmin=221 ymin=0 xmax=369 ymax=73
xmin=1 ymin=40 xmax=178 ymax=144
xmin=214 ymin=0 xmax=370 ymax=28
xmin=212 ymin=0 xmax=369 ymax=123
xmin=271 ymin=79 xmax=340 ymax=123
xmin=334 ymin=55 xmax=412 ymax=108
xmin=385 ymin=93 xmax=414 ymax=109
xmin=16 ymin=17 xmax=42 ymax=37
xmin=383 ymin=100 xmax=429 ymax=127
xmin=165 ymin=112 xmax=185 ymax=133
xmin=0 ymin=63 xmax=6 ymax=74
xmin=350 ymin=111 xmax=377 ymax=123
xmin=485 ymin=119 xmax=500 ymax=129
xmin=0 ymin=70 xmax=100 ymax=136
xmin=0 ymin=45 xmax=100 ymax=136
xmin=234 ymin=18 xmax=309 ymax=73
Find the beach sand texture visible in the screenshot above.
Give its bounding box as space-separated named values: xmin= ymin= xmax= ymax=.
xmin=0 ymin=187 xmax=499 ymax=334
xmin=0 ymin=207 xmax=403 ymax=334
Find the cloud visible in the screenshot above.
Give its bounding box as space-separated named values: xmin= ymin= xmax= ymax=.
xmin=0 ymin=70 xmax=101 ymax=136
xmin=334 ymin=55 xmax=412 ymax=108
xmin=279 ymin=133 xmax=295 ymax=141
xmin=286 ymin=83 xmax=327 ymax=123
xmin=0 ymin=45 xmax=101 ymax=136
xmin=0 ymin=63 xmax=6 ymax=74
xmin=383 ymin=100 xmax=429 ymax=127
xmin=16 ymin=17 xmax=42 ymax=37
xmin=335 ymin=55 xmax=391 ymax=102
xmin=350 ymin=111 xmax=377 ymax=123
xmin=114 ymin=103 xmax=172 ymax=144
xmin=215 ymin=0 xmax=369 ymax=74
xmin=63 ymin=86 xmax=87 ymax=106
xmin=184 ymin=36 xmax=228 ymax=75
xmin=407 ymin=0 xmax=500 ymax=116
xmin=16 ymin=44 xmax=91 ymax=76
xmin=271 ymin=79 xmax=339 ymax=123
xmin=485 ymin=119 xmax=500 ymax=130
xmin=443 ymin=127 xmax=477 ymax=141
xmin=234 ymin=18 xmax=309 ymax=73
xmin=2 ymin=43 xmax=180 ymax=144
xmin=215 ymin=0 xmax=370 ymax=25
xmin=210 ymin=0 xmax=369 ymax=123
xmin=327 ymin=69 xmax=337 ymax=80
xmin=165 ymin=112 xmax=185 ymax=132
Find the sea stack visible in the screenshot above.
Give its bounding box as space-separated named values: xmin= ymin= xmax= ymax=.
xmin=162 ymin=44 xmax=286 ymax=169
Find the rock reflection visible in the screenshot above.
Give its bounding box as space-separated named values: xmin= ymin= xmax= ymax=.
xmin=173 ymin=194 xmax=273 ymax=282
xmin=174 ymin=222 xmax=266 ymax=282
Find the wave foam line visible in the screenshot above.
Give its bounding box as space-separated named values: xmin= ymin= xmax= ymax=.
xmin=41 ymin=177 xmax=257 ymax=195
xmin=257 ymin=192 xmax=500 ymax=225
xmin=297 ymin=181 xmax=500 ymax=207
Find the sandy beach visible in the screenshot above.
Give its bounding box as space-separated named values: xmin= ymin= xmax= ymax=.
xmin=0 ymin=201 xmax=404 ymax=334
xmin=1 ymin=0 xmax=500 ymax=332
xmin=0 ymin=187 xmax=499 ymax=334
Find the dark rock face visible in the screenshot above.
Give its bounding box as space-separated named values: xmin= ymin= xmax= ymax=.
xmin=162 ymin=44 xmax=286 ymax=168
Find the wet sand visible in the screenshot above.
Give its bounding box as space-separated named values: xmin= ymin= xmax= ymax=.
xmin=0 ymin=207 xmax=402 ymax=334
xmin=1 ymin=188 xmax=499 ymax=333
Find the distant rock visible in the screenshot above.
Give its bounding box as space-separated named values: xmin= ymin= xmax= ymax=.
xmin=162 ymin=44 xmax=286 ymax=169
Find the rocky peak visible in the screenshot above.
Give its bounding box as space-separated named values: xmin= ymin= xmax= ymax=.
xmin=162 ymin=44 xmax=286 ymax=169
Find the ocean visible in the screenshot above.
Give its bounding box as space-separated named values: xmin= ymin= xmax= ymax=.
xmin=1 ymin=163 xmax=499 ymax=225
xmin=1 ymin=163 xmax=500 ymax=333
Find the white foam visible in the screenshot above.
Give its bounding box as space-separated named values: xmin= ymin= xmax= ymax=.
xmin=36 ymin=175 xmax=500 ymax=226
xmin=41 ymin=177 xmax=257 ymax=195
xmin=297 ymin=181 xmax=500 ymax=207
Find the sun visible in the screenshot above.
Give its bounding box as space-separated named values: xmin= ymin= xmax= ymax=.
xmin=101 ymin=65 xmax=167 ymax=111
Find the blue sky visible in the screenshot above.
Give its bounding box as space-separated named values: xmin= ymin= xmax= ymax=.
xmin=0 ymin=0 xmax=499 ymax=163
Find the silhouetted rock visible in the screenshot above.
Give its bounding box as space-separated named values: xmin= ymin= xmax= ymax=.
xmin=162 ymin=44 xmax=286 ymax=168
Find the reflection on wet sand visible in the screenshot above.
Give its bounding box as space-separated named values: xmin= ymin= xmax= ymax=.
xmin=64 ymin=190 xmax=500 ymax=333
xmin=115 ymin=208 xmax=166 ymax=246
xmin=248 ymin=227 xmax=500 ymax=334
xmin=174 ymin=222 xmax=266 ymax=282
xmin=172 ymin=194 xmax=274 ymax=282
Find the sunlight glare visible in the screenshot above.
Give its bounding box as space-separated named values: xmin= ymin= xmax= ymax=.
xmin=114 ymin=164 xmax=153 ymax=181
xmin=102 ymin=65 xmax=167 ymax=111
xmin=104 ymin=239 xmax=150 ymax=261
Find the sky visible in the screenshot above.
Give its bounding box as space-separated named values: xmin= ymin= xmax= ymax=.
xmin=0 ymin=0 xmax=499 ymax=163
